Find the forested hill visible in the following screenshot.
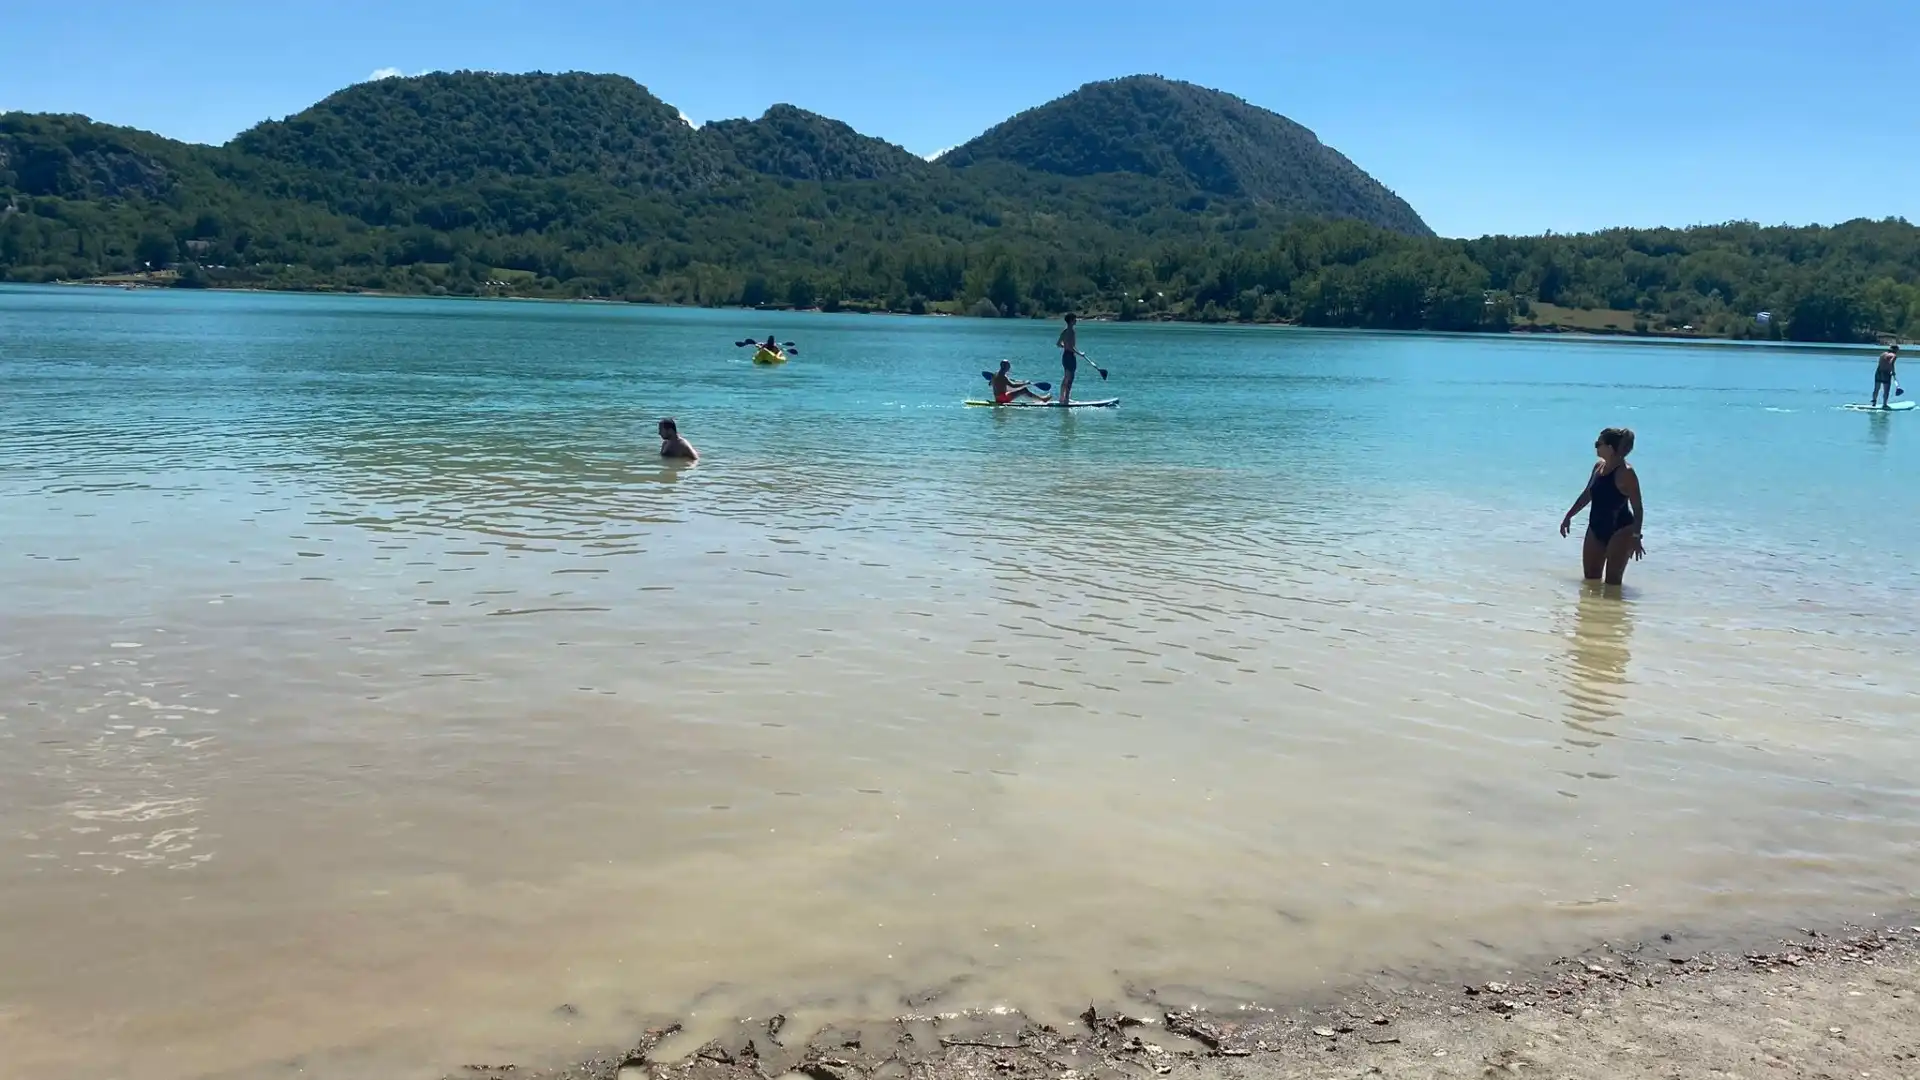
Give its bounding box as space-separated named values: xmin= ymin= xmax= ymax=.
xmin=940 ymin=76 xmax=1432 ymax=238
xmin=231 ymin=72 xmax=735 ymax=190
xmin=4 ymin=71 xmax=1920 ymax=342
xmin=229 ymin=73 xmax=933 ymax=189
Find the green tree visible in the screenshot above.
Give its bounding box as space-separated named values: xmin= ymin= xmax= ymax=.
xmin=786 ymin=276 xmax=816 ymax=309
xmin=986 ymin=258 xmax=1021 ymax=317
xmin=135 ymin=232 xmax=175 ymax=269
xmin=1788 ymin=292 xmax=1865 ymax=343
xmin=741 ymin=274 xmax=772 ymax=307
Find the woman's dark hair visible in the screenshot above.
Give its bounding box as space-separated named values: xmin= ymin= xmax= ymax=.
xmin=659 ymin=417 xmax=678 ymax=435
xmin=1598 ymin=427 xmax=1635 ymax=457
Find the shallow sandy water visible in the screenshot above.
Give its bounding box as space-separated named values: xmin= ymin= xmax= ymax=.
xmin=2 ymin=288 xmax=1916 ymax=1078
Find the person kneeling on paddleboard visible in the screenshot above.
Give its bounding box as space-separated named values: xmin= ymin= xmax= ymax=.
xmin=990 ymin=360 xmax=1051 ymax=405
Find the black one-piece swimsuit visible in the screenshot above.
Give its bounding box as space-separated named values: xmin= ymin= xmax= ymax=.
xmin=1586 ymin=466 xmax=1634 ymax=544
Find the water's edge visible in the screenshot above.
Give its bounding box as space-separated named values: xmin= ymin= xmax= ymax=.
xmin=478 ymin=909 xmax=1920 ymax=1080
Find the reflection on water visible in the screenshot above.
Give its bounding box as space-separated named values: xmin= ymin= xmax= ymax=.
xmin=1867 ymin=408 xmax=1891 ymax=449
xmin=1560 ymin=583 xmax=1634 ymax=733
xmin=2 ymin=288 xmax=1919 ymax=1080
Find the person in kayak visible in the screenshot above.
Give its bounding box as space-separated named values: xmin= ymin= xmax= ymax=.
xmin=659 ymin=417 xmax=698 ymax=461
xmin=989 ymin=360 xmax=1051 ymax=405
xmin=1055 ymin=313 xmax=1082 ymax=405
xmin=1872 ymin=343 xmax=1899 ymax=407
xmin=1559 ymin=427 xmax=1644 ymax=586
xmin=759 ymin=335 xmax=783 ymax=359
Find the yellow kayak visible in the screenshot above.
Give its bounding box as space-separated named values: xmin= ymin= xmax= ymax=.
xmin=753 ymin=347 xmax=787 ymax=365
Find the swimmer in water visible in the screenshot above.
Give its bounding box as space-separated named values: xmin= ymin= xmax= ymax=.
xmin=1559 ymin=427 xmax=1644 ymax=586
xmin=659 ymin=417 xmax=698 ymax=461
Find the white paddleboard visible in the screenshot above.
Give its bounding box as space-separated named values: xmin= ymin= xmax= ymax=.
xmin=1842 ymin=401 xmax=1915 ymax=411
xmin=964 ymin=398 xmax=1120 ymax=408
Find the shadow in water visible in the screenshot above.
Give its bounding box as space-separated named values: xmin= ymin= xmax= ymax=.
xmin=1560 ymin=582 xmax=1634 ymax=736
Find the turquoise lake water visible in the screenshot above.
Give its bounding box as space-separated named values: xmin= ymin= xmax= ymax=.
xmin=2 ymin=284 xmax=1917 ymax=1079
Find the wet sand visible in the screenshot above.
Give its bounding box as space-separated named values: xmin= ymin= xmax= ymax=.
xmin=509 ymin=919 xmax=1920 ymax=1080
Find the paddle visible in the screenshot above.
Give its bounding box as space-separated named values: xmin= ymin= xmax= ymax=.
xmin=1076 ymin=352 xmax=1109 ymax=381
xmin=734 ymin=339 xmax=800 ymax=354
xmin=980 ymin=371 xmax=1052 ymax=393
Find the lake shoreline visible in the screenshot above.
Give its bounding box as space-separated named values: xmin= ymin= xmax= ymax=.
xmin=35 ymin=276 xmax=1804 ymax=345
xmin=474 ymin=915 xmax=1920 ymax=1080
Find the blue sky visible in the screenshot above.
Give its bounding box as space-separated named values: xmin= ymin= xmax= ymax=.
xmin=2 ymin=0 xmax=1915 ymax=238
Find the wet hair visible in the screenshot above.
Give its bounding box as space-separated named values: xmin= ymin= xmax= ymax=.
xmin=1597 ymin=427 xmax=1635 ymax=457
xmin=998 ymin=359 xmax=1011 ymax=370
xmin=659 ymin=417 xmax=679 ymax=435
xmin=1064 ymin=312 xmax=1077 ymax=323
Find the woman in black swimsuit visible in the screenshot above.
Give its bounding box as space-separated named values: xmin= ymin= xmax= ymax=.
xmin=1559 ymin=427 xmax=1645 ymax=586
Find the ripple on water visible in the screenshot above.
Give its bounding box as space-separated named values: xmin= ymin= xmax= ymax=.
xmin=2 ymin=292 xmax=1918 ymax=1080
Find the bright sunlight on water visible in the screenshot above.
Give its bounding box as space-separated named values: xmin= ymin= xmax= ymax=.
xmin=1 ymin=285 xmax=1916 ymax=1079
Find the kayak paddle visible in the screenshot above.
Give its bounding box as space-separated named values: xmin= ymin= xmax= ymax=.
xmin=980 ymin=370 xmax=1052 ymax=392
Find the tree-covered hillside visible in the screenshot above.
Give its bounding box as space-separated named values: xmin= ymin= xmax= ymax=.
xmin=230 ymin=72 xmax=736 ymax=191
xmin=5 ymin=71 xmax=1920 ymax=342
xmin=941 ymin=75 xmax=1432 ymax=239
xmin=702 ymin=105 xmax=929 ymax=182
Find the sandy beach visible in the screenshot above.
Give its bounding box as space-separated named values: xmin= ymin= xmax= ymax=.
xmin=510 ymin=920 xmax=1919 ymax=1080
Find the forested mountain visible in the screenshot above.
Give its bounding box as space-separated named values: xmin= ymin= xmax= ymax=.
xmin=4 ymin=70 xmax=1920 ymax=341
xmin=232 ymin=72 xmax=737 ymax=191
xmin=702 ymin=105 xmax=929 ymax=182
xmin=940 ymin=76 xmax=1432 ymax=238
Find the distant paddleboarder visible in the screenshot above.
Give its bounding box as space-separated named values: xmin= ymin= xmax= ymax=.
xmin=1872 ymin=344 xmax=1899 ymax=408
xmin=1055 ymin=313 xmax=1083 ymax=405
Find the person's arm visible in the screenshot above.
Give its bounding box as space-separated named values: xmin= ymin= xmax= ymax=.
xmin=1620 ymin=467 xmax=1645 ymax=556
xmin=1559 ymin=467 xmax=1598 ymax=537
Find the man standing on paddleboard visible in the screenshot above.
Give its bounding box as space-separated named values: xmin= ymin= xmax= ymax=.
xmin=1056 ymin=313 xmax=1082 ymax=405
xmin=1872 ymin=343 xmax=1899 ymax=408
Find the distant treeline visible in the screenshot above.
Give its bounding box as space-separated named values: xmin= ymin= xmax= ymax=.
xmin=5 ymin=105 xmax=1919 ymax=341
